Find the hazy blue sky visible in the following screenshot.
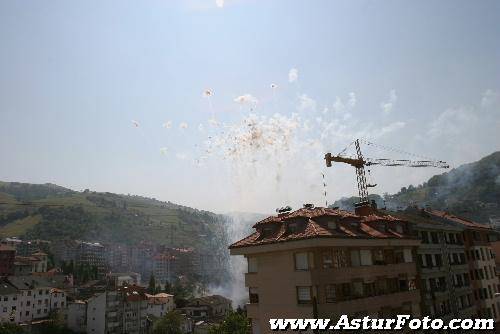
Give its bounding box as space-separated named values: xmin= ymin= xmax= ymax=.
xmin=1 ymin=0 xmax=499 ymax=213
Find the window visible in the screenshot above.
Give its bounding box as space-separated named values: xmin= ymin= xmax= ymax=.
xmin=373 ymin=249 xmax=385 ymax=265
xmin=294 ymin=252 xmax=311 ymax=271
xmin=249 ymin=287 xmax=259 ymax=303
xmin=325 ymin=284 xmax=336 ymax=303
xmin=247 ymin=257 xmax=258 ymax=273
xmin=421 ymin=231 xmax=429 ymax=244
xmin=435 ymin=254 xmax=442 ymax=267
xmin=288 ymin=221 xmax=300 ymax=233
xmin=360 ymin=250 xmax=373 ymax=266
xmin=340 ymin=283 xmax=351 ymax=300
xmin=430 ymin=232 xmax=439 ymax=244
xmin=350 ymin=250 xmax=361 ymax=267
xmin=352 ymin=281 xmax=363 ymax=298
xmin=297 ymin=286 xmax=312 ymax=304
xmin=403 ymin=249 xmax=413 ymax=263
xmin=322 ymin=251 xmax=333 ymax=268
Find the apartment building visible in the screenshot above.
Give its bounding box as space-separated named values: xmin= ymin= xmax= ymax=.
xmin=399 ymin=208 xmax=500 ymax=322
xmin=230 ymin=206 xmax=421 ymax=334
xmin=0 ymin=276 xmax=66 ymax=324
xmin=395 ymin=208 xmax=475 ymax=319
xmin=70 ymin=285 xmax=150 ymax=334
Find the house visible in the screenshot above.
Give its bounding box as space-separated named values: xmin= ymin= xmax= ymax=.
xmin=145 ymin=292 xmax=175 ymax=318
xmin=181 ymin=295 xmax=232 ymax=320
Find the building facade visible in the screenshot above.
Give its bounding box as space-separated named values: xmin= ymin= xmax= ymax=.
xmin=230 ymin=206 xmax=421 ymax=334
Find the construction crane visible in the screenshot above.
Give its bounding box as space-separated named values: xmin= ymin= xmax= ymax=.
xmin=324 ymin=139 xmax=449 ymax=204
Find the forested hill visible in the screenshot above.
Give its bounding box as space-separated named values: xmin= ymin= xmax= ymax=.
xmin=0 ymin=181 xmax=230 ymax=251
xmin=332 ymin=151 xmax=500 ymax=224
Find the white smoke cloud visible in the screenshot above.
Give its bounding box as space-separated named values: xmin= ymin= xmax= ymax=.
xmin=481 ymin=89 xmax=498 ymax=108
xmin=428 ymin=106 xmax=477 ymax=138
xmin=179 ymin=122 xmax=189 ymax=129
xmin=215 ymin=0 xmax=224 ymax=8
xmin=297 ymin=94 xmax=317 ymax=111
xmin=380 ymin=89 xmax=397 ymax=114
xmin=348 ymin=92 xmax=356 ymax=108
xmin=288 ymin=68 xmax=298 ymax=83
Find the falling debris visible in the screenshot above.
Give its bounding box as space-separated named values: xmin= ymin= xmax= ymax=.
xmin=162 ymin=120 xmax=172 ymax=129
xmin=131 ymin=120 xmax=140 ymax=127
xmin=270 ymin=83 xmax=278 ymax=89
xmin=202 ymin=89 xmax=213 ymax=98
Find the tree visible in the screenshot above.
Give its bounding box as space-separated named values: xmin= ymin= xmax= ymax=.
xmin=148 ymin=274 xmax=156 ymax=294
xmin=208 ymin=311 xmax=250 ymax=334
xmin=164 ymin=281 xmax=173 ymax=294
xmin=152 ymin=311 xmax=183 ymax=334
xmin=0 ymin=323 xmax=23 ymax=334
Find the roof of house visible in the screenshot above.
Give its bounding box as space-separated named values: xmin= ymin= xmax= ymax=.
xmin=6 ymin=275 xmax=71 ymax=290
xmin=145 ymin=293 xmax=174 ymax=304
xmin=187 ymin=295 xmax=231 ymax=307
xmin=230 ymin=206 xmax=412 ymax=249
xmin=0 ymin=282 xmax=17 ymax=295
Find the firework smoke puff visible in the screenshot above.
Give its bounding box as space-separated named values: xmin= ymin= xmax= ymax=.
xmin=179 ymin=122 xmax=189 ymax=130
xmin=270 ymin=83 xmax=278 ymax=89
xmin=234 ymin=94 xmax=258 ymax=105
xmin=160 ymin=147 xmax=168 ymax=155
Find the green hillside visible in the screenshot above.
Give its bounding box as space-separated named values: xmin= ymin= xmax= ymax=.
xmin=0 ymin=182 xmax=229 ymax=252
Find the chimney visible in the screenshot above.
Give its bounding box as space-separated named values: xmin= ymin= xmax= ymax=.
xmin=354 ymin=201 xmax=375 ymax=216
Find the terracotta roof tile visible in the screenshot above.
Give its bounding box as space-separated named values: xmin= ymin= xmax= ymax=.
xmin=230 ymin=207 xmax=414 ymax=249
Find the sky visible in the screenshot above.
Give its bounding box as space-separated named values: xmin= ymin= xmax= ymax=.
xmin=0 ymin=0 xmax=499 ymax=214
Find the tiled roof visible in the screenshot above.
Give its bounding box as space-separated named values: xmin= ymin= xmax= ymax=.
xmin=145 ymin=293 xmax=173 ymax=304
xmin=230 ymin=207 xmax=412 ymax=249
xmin=187 ymin=295 xmax=231 ymax=307
xmin=426 ymin=210 xmax=491 ymax=230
